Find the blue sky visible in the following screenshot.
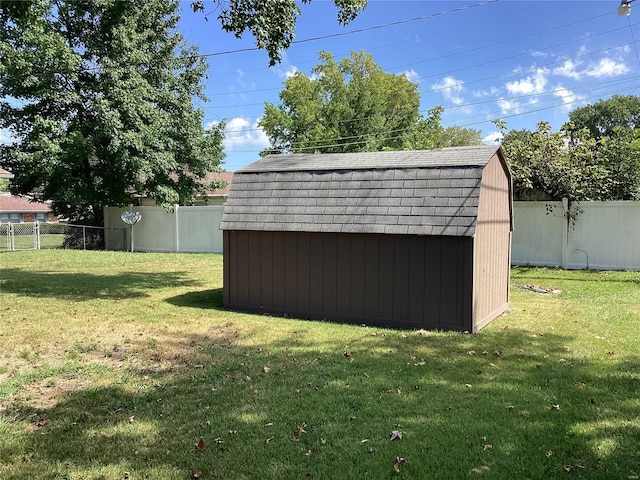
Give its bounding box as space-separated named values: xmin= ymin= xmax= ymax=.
xmin=178 ymin=0 xmax=640 ymax=172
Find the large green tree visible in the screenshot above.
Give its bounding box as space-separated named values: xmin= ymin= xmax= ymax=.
xmin=500 ymin=116 xmax=639 ymax=201
xmin=1 ymin=0 xmax=225 ymax=226
xmin=565 ymin=94 xmax=640 ymax=141
xmin=260 ymin=51 xmax=481 ymax=155
xmin=564 ymin=95 xmax=640 ymax=200
xmin=260 ymin=51 xmax=422 ymax=154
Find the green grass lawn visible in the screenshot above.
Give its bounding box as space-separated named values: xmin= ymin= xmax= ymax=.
xmin=0 ymin=251 xmax=638 ymax=479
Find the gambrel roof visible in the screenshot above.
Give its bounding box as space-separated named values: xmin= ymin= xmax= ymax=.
xmin=220 ymin=145 xmax=504 ymax=237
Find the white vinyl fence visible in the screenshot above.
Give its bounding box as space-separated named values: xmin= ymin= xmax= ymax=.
xmin=104 ymin=205 xmax=224 ymax=253
xmin=512 ymin=200 xmax=640 ymax=271
xmin=105 ymin=201 xmax=639 ymax=270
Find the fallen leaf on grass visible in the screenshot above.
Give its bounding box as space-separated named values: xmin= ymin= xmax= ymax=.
xmin=292 ymin=423 xmax=308 ymax=442
xmin=128 ymin=415 xmax=135 ymax=424
xmin=546 ymin=450 xmax=553 ymax=458
xmin=390 ymin=430 xmax=403 ymax=441
xmin=343 ymin=352 xmax=351 ymax=358
xmin=483 ymin=444 xmax=493 ymax=450
xmin=393 ymin=457 xmax=406 ymax=473
xmin=266 ymin=436 xmax=274 ymax=444
xmin=99 ymin=432 xmax=114 ymax=438
xmin=193 ymin=471 xmax=202 ymax=479
xmin=35 ymin=419 xmax=49 ymax=427
xmin=550 ymin=404 xmax=560 ymax=411
xmin=470 ymin=466 xmax=490 ymax=474
xmin=305 ymin=450 xmax=313 ymax=457
xmin=195 ymin=437 xmax=207 ymax=452
xmin=263 ymin=366 xmax=270 ymax=373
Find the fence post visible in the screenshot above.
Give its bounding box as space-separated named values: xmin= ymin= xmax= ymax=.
xmin=35 ymin=222 xmax=40 ymax=250
xmin=561 ymin=198 xmax=569 ymax=269
xmin=9 ymin=223 xmax=14 ymax=251
xmin=174 ymin=204 xmax=180 ymax=253
xmin=83 ymin=225 xmax=86 ymax=250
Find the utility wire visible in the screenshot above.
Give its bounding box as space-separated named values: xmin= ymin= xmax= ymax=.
xmin=224 ymin=78 xmax=639 ymax=154
xmin=199 ymin=0 xmax=502 ymax=59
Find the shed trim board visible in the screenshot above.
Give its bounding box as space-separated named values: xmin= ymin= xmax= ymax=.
xmin=221 ymin=146 xmax=513 ymax=332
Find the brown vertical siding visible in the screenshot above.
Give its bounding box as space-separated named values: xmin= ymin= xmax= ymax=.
xmin=473 ymin=153 xmax=512 ymax=331
xmin=223 ymin=230 xmax=474 ymax=331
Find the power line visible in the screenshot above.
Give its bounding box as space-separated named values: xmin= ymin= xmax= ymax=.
xmin=199 ymin=0 xmax=502 ymax=59
xmin=222 ymin=78 xmax=639 ymax=154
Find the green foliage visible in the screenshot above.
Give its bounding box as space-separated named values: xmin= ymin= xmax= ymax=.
xmin=566 ymin=94 xmax=640 ymax=141
xmin=408 ymin=105 xmax=482 ymax=149
xmin=499 ymin=96 xmax=640 ymax=201
xmin=0 ymin=0 xmax=225 ymax=226
xmin=260 ymin=52 xmax=481 ymax=155
xmin=260 ymin=51 xmax=421 ymax=154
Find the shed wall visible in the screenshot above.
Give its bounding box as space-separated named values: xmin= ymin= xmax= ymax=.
xmin=472 ymin=154 xmax=512 ymax=331
xmin=223 ymin=230 xmax=474 ymax=331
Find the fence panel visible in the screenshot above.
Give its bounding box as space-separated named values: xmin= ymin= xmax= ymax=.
xmin=566 ymin=201 xmax=640 ymax=270
xmin=176 ymin=206 xmax=224 ymax=253
xmin=511 ymin=201 xmax=564 ymax=267
xmin=104 ymin=205 xmax=224 ymax=253
xmin=512 ymin=201 xmax=640 ymax=271
xmin=0 ymin=223 xmax=126 ymax=251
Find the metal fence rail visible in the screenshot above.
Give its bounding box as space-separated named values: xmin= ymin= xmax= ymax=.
xmin=0 ymin=223 xmax=127 ymax=252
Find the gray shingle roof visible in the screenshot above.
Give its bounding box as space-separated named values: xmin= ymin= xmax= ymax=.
xmin=221 ymin=146 xmax=501 ymax=237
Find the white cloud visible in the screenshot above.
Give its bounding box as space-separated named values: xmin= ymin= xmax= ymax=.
xmin=402 ymin=69 xmax=420 ymax=84
xmin=473 ymin=87 xmax=499 ymax=98
xmin=553 ymin=86 xmax=586 ymax=111
xmin=497 ymin=98 xmax=523 ymax=115
xmin=584 ymin=58 xmax=629 ymax=78
xmin=553 ymin=59 xmax=583 ymax=80
xmin=220 ymin=117 xmax=270 ymax=151
xmin=432 ymin=76 xmax=465 ymax=105
xmin=483 ymin=131 xmax=503 ymax=145
xmin=274 ymin=62 xmax=299 ymax=79
xmin=505 ymin=68 xmax=549 ymax=95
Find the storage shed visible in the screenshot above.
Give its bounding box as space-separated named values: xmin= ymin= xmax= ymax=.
xmin=221 ymin=146 xmax=513 ymax=332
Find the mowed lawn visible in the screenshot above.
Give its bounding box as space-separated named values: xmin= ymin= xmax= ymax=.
xmin=0 ymin=250 xmax=638 ymax=480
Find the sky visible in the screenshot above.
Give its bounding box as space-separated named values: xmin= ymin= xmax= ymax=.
xmin=177 ymin=0 xmax=640 ymax=172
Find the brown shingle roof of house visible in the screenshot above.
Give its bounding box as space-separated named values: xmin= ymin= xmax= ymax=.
xmin=0 ymin=167 xmax=14 ymax=179
xmin=221 ymin=146 xmax=502 ymax=237
xmin=0 ymin=195 xmax=52 ymax=213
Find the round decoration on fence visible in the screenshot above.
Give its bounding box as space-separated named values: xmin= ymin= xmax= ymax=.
xmin=121 ymin=211 xmax=142 ymax=252
xmin=121 ymin=211 xmax=142 ymax=225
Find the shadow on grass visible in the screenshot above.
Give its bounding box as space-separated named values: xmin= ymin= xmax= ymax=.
xmin=0 ymin=269 xmax=200 ymax=301
xmin=3 ymin=324 xmax=639 ymax=479
xmin=165 ymin=288 xmax=224 ymax=310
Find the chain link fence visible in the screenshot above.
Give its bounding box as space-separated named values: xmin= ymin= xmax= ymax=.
xmin=0 ymin=223 xmax=127 ymax=251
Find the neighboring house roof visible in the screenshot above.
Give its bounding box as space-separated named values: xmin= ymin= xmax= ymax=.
xmin=221 ymin=145 xmax=505 ymax=237
xmin=0 ymin=167 xmax=14 ymax=179
xmin=0 ymin=194 xmax=52 ymax=213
